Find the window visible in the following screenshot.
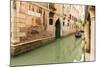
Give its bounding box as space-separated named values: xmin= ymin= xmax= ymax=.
xmin=36 ymin=8 xmax=39 ymax=13
xmin=36 ymin=6 xmax=40 ymax=13
xmin=49 ymin=19 xmax=53 ymax=25
xmin=39 ymin=8 xmax=42 ymax=14
xmin=68 ymin=14 xmax=71 ymax=20
xmin=13 ymin=1 xmax=16 ymax=9
xmin=32 ymin=6 xmax=34 ymax=11
xmin=49 ymin=12 xmax=54 ymax=17
xmin=63 ymin=22 xmax=65 ymax=26
xmin=29 ymin=4 xmax=34 ymax=11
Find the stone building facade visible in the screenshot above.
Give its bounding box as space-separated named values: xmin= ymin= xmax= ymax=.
xmin=11 ymin=1 xmax=50 ymax=45
xmin=11 ymin=0 xmax=85 ymax=45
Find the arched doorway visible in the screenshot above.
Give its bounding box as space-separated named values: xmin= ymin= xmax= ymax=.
xmin=55 ymin=18 xmax=61 ymax=39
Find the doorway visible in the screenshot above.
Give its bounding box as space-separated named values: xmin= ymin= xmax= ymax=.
xmin=55 ymin=18 xmax=61 ymax=39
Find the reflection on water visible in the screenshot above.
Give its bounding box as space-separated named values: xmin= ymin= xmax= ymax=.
xmin=11 ymin=34 xmax=83 ymax=66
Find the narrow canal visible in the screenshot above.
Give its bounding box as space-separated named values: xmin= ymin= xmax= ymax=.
xmin=11 ymin=34 xmax=83 ymax=66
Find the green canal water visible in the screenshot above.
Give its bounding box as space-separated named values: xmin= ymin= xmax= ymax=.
xmin=11 ymin=34 xmax=83 ymax=66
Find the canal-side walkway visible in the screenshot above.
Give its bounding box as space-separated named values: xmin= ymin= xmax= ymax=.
xmin=11 ymin=34 xmax=83 ymax=66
